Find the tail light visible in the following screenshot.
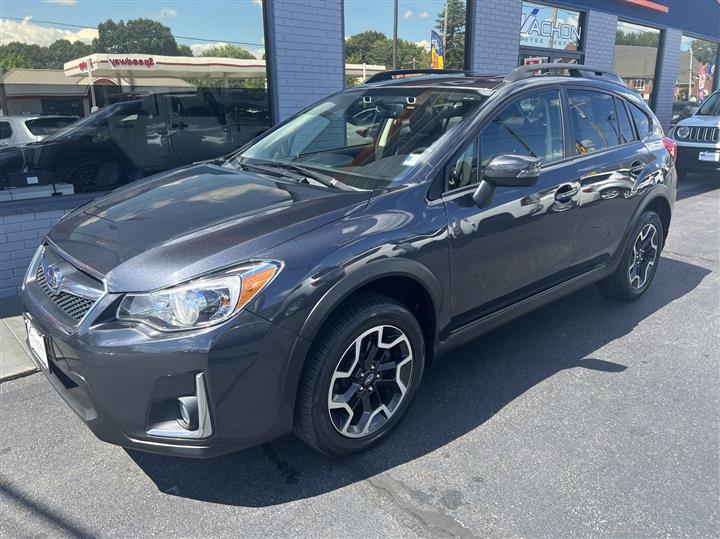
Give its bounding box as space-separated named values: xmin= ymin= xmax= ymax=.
xmin=662 ymin=137 xmax=677 ymax=163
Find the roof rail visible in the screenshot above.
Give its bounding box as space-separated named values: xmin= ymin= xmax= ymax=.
xmin=504 ymin=63 xmax=625 ymax=84
xmin=364 ymin=68 xmax=471 ymax=84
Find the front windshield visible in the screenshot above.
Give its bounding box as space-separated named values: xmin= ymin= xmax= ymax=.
xmin=697 ymin=92 xmax=720 ymax=116
xmin=235 ymin=87 xmax=487 ymax=189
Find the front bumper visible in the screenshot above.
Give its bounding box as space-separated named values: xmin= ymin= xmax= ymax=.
xmin=20 ymin=256 xmax=303 ymax=458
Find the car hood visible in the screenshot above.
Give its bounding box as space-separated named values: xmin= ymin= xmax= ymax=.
xmin=676 ymin=115 xmax=720 ymax=128
xmin=48 ymin=164 xmax=371 ymax=292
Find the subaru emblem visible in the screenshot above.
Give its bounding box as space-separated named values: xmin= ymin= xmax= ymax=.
xmin=46 ymin=264 xmax=63 ymax=292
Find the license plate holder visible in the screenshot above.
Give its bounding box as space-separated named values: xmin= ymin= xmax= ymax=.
xmin=698 ymin=151 xmax=720 ymax=162
xmin=25 ymin=319 xmax=48 ymax=370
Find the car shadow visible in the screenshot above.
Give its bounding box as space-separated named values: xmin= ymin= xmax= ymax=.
xmin=127 ymin=255 xmax=710 ymax=507
xmin=676 ymin=171 xmax=720 ymax=201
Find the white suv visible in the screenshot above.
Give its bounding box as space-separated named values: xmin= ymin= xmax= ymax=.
xmin=0 ymin=115 xmax=77 ymax=147
xmin=672 ymin=91 xmax=720 ymax=179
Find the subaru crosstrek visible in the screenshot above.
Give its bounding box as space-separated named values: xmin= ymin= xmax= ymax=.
xmin=21 ymin=65 xmax=677 ymax=457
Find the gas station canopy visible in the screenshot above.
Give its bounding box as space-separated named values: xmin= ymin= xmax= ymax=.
xmin=64 ymin=53 xmax=385 ymax=81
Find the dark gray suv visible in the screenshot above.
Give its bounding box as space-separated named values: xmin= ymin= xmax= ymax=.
xmin=21 ymin=65 xmax=677 ymax=457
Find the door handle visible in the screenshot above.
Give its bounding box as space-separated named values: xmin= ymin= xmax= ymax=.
xmin=629 ymin=160 xmax=645 ymax=176
xmin=555 ymin=184 xmax=578 ymax=202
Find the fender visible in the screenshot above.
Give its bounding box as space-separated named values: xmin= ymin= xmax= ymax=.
xmin=278 ymin=257 xmax=445 ymax=417
xmin=608 ymin=182 xmax=674 ymax=272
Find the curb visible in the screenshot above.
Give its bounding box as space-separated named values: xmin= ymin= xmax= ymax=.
xmin=0 ymin=367 xmax=39 ymax=384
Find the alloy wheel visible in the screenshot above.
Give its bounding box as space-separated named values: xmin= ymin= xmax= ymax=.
xmin=628 ymin=223 xmax=658 ymax=290
xmin=327 ymin=325 xmax=413 ymax=439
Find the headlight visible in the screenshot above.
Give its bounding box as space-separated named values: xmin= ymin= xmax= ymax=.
xmin=675 ymin=126 xmax=690 ymax=139
xmin=117 ymin=262 xmax=280 ymax=331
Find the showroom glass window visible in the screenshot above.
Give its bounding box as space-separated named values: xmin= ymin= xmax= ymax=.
xmin=672 ymin=35 xmax=719 ymax=126
xmin=343 ymin=0 xmax=469 ymax=86
xmin=519 ymin=1 xmax=584 ymax=66
xmin=613 ymin=21 xmax=660 ymax=107
xmin=0 ymin=1 xmax=271 ymax=203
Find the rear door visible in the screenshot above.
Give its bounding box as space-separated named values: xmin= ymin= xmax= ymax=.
xmin=442 ymin=88 xmax=584 ymax=328
xmin=564 ymin=88 xmax=651 ymax=270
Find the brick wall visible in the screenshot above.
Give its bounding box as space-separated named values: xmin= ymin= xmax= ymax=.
xmin=0 ymin=209 xmax=65 ymax=297
xmin=0 ymin=195 xmax=93 ymax=297
xmin=469 ymin=0 xmax=523 ymax=75
xmin=653 ymin=28 xmax=682 ymax=132
xmin=265 ymin=0 xmax=345 ymax=122
xmin=583 ymin=10 xmax=618 ymax=71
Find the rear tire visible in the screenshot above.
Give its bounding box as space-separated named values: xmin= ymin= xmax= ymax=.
xmin=295 ymin=293 xmax=425 ymax=456
xmin=597 ymin=211 xmax=664 ymax=302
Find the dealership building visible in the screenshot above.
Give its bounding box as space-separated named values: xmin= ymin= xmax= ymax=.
xmin=1 ymin=0 xmax=719 ymax=296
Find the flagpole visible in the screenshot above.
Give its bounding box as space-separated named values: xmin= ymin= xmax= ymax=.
xmin=392 ymin=0 xmax=398 ymax=69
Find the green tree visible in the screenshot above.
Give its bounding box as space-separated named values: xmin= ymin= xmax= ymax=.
xmin=615 ymin=29 xmax=659 ymax=47
xmin=202 ymin=44 xmax=256 ymax=59
xmin=178 ymin=44 xmax=193 ymax=56
xmin=690 ymin=39 xmax=718 ymax=65
xmin=0 ymin=51 xmax=26 ymax=72
xmin=0 ymin=40 xmax=92 ymax=69
xmin=93 ymin=18 xmax=183 ymax=55
xmin=435 ymin=0 xmax=466 ymax=69
xmin=345 ymin=30 xmax=428 ymax=69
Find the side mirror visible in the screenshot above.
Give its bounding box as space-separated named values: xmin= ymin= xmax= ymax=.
xmin=472 ymin=154 xmax=541 ymax=208
xmin=690 ymin=106 xmax=699 ymax=115
xmin=483 ymin=154 xmax=542 ymax=187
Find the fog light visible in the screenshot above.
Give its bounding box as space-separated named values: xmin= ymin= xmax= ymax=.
xmin=177 ymin=396 xmax=199 ymax=430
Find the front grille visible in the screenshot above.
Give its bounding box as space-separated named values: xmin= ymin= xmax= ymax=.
xmin=36 ymin=264 xmax=95 ymax=322
xmin=686 ymin=126 xmax=719 ymax=143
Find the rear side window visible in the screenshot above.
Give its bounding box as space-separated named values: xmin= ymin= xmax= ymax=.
xmin=615 ymin=98 xmax=635 ymax=144
xmin=567 ymin=90 xmax=620 ymax=155
xmin=0 ymin=121 xmax=11 ymax=140
xmin=629 ymin=104 xmax=651 ymax=139
xmin=24 ymin=117 xmax=76 ymax=136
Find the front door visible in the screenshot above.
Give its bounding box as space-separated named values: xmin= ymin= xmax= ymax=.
xmin=442 ymin=88 xmax=582 ymax=329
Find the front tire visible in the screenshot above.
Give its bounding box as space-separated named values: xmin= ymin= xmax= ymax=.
xmin=597 ymin=211 xmax=664 ymax=302
xmin=295 ymin=293 xmax=425 ymax=455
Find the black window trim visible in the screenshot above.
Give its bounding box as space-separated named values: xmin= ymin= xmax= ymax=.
xmin=0 ymin=121 xmax=13 ymax=140
xmin=439 ymin=85 xmax=567 ymax=197
xmin=564 ymin=85 xmax=648 ymax=158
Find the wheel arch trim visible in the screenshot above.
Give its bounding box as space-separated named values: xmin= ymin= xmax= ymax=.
xmin=280 ymin=258 xmax=443 ymax=418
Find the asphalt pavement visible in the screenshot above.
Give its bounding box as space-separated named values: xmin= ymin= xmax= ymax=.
xmin=1 ymin=173 xmax=718 ymax=538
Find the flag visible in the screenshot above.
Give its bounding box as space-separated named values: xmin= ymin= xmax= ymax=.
xmin=431 ymin=30 xmax=444 ymax=69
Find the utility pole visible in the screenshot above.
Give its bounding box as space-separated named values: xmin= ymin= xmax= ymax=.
xmin=392 ymin=0 xmax=398 ymax=70
xmin=688 ymin=47 xmax=693 ymax=101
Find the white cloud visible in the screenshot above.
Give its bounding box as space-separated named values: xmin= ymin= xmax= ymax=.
xmin=417 ymin=11 xmax=430 ymax=19
xmin=158 ymin=8 xmax=177 ymax=18
xmin=45 ymin=0 xmax=77 ymax=5
xmin=415 ymin=39 xmax=430 ymax=51
xmin=150 ymin=7 xmax=177 ymax=20
xmin=0 ymin=17 xmax=98 ymax=46
xmin=188 ymin=42 xmax=264 ymax=59
xmin=403 ymin=9 xmax=413 ymax=19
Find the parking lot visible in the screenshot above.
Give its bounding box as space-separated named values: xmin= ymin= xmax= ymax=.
xmin=0 ymin=173 xmax=718 ymax=538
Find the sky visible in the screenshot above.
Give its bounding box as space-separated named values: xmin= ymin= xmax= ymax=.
xmin=0 ymin=0 xmax=449 ymax=56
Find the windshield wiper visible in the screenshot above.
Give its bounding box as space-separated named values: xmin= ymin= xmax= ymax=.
xmin=240 ymin=160 xmax=357 ymax=191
